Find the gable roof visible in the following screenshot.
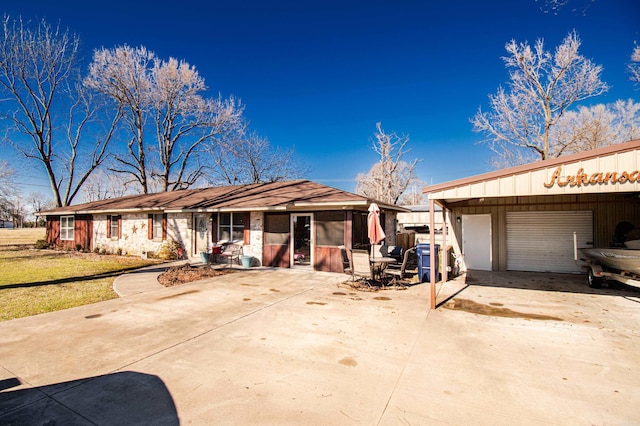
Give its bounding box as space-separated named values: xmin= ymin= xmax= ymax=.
xmin=40 ymin=180 xmax=408 ymax=215
xmin=423 ymin=139 xmax=640 ymax=203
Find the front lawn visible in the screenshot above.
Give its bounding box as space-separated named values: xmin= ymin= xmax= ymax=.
xmin=0 ymin=249 xmax=160 ymax=321
xmin=0 ymin=228 xmax=46 ymax=246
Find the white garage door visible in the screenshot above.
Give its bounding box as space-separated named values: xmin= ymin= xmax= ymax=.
xmin=506 ymin=211 xmax=593 ymax=273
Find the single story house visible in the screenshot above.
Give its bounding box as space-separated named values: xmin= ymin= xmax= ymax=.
xmin=421 ymin=139 xmax=640 ymax=304
xmin=39 ymin=180 xmax=407 ymax=273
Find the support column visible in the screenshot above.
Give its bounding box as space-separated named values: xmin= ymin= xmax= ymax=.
xmin=429 ymin=198 xmax=436 ymax=309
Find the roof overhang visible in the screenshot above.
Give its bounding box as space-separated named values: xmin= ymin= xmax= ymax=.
xmin=423 ymin=140 xmax=640 ymax=206
xmin=38 ymin=200 xmax=409 ymax=216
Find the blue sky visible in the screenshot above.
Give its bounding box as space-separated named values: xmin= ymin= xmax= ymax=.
xmin=3 ymin=0 xmax=639 ymax=198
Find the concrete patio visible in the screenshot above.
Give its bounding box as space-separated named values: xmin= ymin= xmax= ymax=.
xmin=1 ymin=267 xmax=639 ymax=425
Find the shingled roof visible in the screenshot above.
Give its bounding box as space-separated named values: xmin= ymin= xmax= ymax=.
xmin=40 ymin=180 xmax=407 ymax=215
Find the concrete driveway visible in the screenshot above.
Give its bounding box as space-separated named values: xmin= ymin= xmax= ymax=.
xmin=1 ymin=267 xmax=639 ymax=425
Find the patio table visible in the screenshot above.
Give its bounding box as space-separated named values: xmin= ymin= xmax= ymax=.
xmin=370 ymin=256 xmax=397 ymax=280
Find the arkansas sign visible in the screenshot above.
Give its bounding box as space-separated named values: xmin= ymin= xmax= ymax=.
xmin=544 ymin=165 xmax=640 ymax=188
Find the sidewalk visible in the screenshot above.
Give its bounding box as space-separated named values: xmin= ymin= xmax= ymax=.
xmin=112 ymin=260 xmax=188 ymax=296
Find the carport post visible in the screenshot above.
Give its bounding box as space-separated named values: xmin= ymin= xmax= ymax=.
xmin=441 ymin=204 xmax=448 ymax=285
xmin=429 ymin=198 xmax=437 ymax=309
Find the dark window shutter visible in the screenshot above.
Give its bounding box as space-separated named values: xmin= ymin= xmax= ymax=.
xmin=107 ymin=216 xmax=112 ymax=238
xmin=243 ymin=212 xmax=251 ymax=245
xmin=162 ymin=214 xmax=167 ymax=240
xmin=148 ymin=214 xmax=153 ymax=240
xmin=117 ymin=216 xmax=122 ymax=239
xmin=211 ymin=214 xmax=218 ymax=243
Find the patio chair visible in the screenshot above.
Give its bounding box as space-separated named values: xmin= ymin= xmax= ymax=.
xmin=384 ymin=247 xmax=416 ymax=285
xmin=340 ymin=246 xmax=351 ymax=274
xmin=350 ymin=249 xmax=374 ymax=284
xmin=220 ymin=242 xmax=243 ymax=266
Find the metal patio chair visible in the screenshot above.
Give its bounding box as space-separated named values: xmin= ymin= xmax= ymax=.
xmin=350 ymin=249 xmax=374 ymax=285
xmin=384 ymin=247 xmax=416 ymax=285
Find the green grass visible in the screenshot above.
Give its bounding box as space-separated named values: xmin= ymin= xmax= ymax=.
xmin=0 ymin=228 xmax=46 ymax=246
xmin=0 ymin=249 xmax=160 ymax=321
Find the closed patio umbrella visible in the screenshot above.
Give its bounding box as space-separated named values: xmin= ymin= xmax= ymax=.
xmin=368 ymin=203 xmax=386 ymax=258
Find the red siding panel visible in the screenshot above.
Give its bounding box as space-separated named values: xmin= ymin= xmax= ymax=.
xmin=314 ymin=246 xmax=346 ymax=273
xmin=46 ymin=216 xmax=60 ymax=246
xmin=263 ymin=244 xmax=290 ymax=268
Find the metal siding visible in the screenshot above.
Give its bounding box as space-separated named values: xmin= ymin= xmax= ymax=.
xmin=506 ymin=211 xmax=593 ymax=273
xmin=427 ymin=146 xmax=639 ymax=201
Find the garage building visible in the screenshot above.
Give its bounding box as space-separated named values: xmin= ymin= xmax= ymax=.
xmin=422 ymin=140 xmax=640 ymax=306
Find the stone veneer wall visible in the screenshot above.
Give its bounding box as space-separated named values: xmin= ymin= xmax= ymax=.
xmin=168 ymin=213 xmax=192 ymax=255
xmin=93 ymin=213 xmax=192 ymax=257
xmin=243 ymin=211 xmax=264 ymax=263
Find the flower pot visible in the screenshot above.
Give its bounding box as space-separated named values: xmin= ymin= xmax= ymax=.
xmin=240 ymin=255 xmax=253 ymax=268
xmin=200 ymin=252 xmax=210 ymax=264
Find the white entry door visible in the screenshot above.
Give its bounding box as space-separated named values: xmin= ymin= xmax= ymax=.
xmin=194 ymin=214 xmax=209 ymax=255
xmin=462 ymin=214 xmax=492 ymax=271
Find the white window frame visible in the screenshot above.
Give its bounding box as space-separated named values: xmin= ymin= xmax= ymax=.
xmin=152 ymin=213 xmax=164 ymax=240
xmin=60 ymin=216 xmax=74 ymax=241
xmin=218 ymin=212 xmax=244 ymax=242
xmin=110 ymin=215 xmax=119 ymax=239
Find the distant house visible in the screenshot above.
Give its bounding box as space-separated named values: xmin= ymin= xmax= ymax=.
xmin=38 ymin=180 xmax=407 ymax=273
xmin=396 ymin=204 xmax=444 ymax=232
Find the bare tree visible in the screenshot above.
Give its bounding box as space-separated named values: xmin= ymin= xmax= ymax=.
xmin=397 ymin=180 xmax=428 ymax=206
xmin=630 ymin=45 xmax=640 ymax=88
xmin=86 ymin=46 xmax=244 ymax=193
xmin=151 ymin=57 xmax=244 ymax=191
xmin=4 ymin=195 xmax=27 ymax=228
xmin=472 ymin=31 xmax=608 ymax=167
xmin=355 ymin=123 xmax=419 ymax=205
xmin=0 ymin=160 xmax=16 ymax=202
xmin=0 ymin=15 xmax=120 ymax=207
xmin=207 ymin=130 xmax=308 ymax=185
xmin=26 ymin=191 xmax=54 ymax=226
xmin=535 ymin=0 xmax=595 ymax=16
xmin=85 ymin=45 xmax=154 ymax=193
xmin=80 ymin=170 xmax=136 ymax=202
xmin=27 ymin=191 xmax=54 ymax=214
xmin=0 ymin=161 xmax=16 ymax=223
xmin=551 ymin=100 xmax=640 ymax=155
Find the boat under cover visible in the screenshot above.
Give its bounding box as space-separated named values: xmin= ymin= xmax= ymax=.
xmin=580 ymin=244 xmax=640 ymax=275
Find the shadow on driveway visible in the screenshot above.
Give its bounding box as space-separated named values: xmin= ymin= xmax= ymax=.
xmin=463 ymin=269 xmax=640 ymax=296
xmin=0 ymin=371 xmax=179 ymax=425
